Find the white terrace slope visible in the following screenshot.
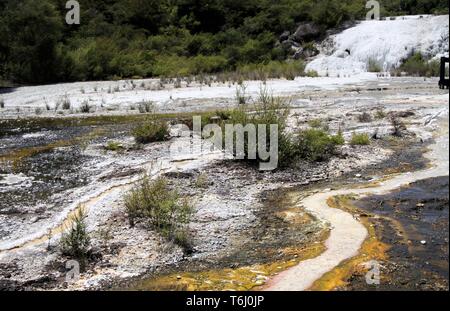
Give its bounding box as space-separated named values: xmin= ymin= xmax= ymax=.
xmin=306 ymin=15 xmax=449 ymax=76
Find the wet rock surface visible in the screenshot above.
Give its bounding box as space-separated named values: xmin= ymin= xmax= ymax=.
xmin=344 ymin=177 xmax=449 ymax=291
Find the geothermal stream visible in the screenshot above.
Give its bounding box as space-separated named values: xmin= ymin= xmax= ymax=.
xmin=267 ymin=111 xmax=449 ymax=291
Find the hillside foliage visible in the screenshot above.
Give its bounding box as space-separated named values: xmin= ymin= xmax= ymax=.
xmin=0 ymin=0 xmax=447 ymax=84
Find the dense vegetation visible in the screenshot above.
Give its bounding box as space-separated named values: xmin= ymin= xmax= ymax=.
xmin=391 ymin=52 xmax=442 ymax=77
xmin=0 ymin=0 xmax=447 ymax=84
xmin=132 ymin=120 xmax=170 ymax=144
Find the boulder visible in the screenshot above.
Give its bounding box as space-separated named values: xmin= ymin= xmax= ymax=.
xmin=292 ymin=22 xmax=321 ymax=42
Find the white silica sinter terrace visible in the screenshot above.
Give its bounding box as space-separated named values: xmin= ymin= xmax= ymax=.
xmin=306 ymin=15 xmax=449 ymax=76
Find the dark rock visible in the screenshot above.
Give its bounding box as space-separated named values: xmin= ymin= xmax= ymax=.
xmin=164 ymin=171 xmax=194 ymax=179
xmin=292 ymin=22 xmax=322 ymax=42
xmin=281 ymin=39 xmax=300 ymax=50
xmin=279 ymin=31 xmax=290 ymax=42
xmin=22 ymin=275 xmax=53 ymax=287
xmin=294 ymin=44 xmax=319 ymax=59
xmin=394 ymin=111 xmax=415 ymax=118
xmin=0 ymin=279 xmax=21 ymax=291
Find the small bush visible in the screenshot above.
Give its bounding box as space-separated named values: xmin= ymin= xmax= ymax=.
xmin=389 ymin=115 xmax=407 ymax=137
xmin=367 ymin=58 xmax=382 ymax=72
xmin=80 ymin=101 xmax=91 ymax=113
xmin=59 ymin=96 xmax=71 ymax=110
xmin=105 ymin=141 xmax=124 ymax=151
xmin=132 ymin=120 xmax=169 ymax=144
xmin=138 ymin=101 xmax=154 ymax=113
xmin=358 ymin=112 xmax=373 ymax=123
xmin=235 ymin=84 xmax=248 ymax=105
xmin=194 ymin=173 xmax=209 ymax=188
xmin=224 ymin=88 xmax=294 ymax=167
xmin=60 ymin=207 xmax=91 ymax=261
xmin=215 ymin=110 xmax=233 ymax=121
xmin=124 ymin=176 xmax=193 ymax=250
xmin=375 ymin=108 xmax=387 ymax=119
xmin=350 ymin=133 xmax=371 ymax=145
xmin=295 ymin=129 xmax=342 ymax=162
xmin=305 ymin=70 xmax=319 ymax=77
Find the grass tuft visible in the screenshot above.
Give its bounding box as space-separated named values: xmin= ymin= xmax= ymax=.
xmin=132 ymin=120 xmax=169 ymax=144
xmin=350 ymin=133 xmax=371 ymax=146
xmin=124 ymin=176 xmax=193 ymax=251
xmin=295 ymin=129 xmax=343 ymax=162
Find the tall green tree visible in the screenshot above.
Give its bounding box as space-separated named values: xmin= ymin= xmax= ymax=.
xmin=2 ymin=0 xmax=65 ymax=83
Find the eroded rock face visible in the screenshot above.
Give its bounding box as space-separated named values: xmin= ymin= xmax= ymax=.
xmin=279 ymin=22 xmax=321 ymax=60
xmin=292 ymin=22 xmax=322 ymax=42
xmin=293 ymin=45 xmax=320 ymax=60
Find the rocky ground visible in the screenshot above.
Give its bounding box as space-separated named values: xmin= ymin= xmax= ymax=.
xmin=0 ymin=77 xmax=448 ymax=291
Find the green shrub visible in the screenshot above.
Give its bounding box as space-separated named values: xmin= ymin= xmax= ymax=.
xmin=124 ymin=176 xmax=193 ymax=249
xmin=223 ymin=88 xmax=294 ymax=167
xmin=194 ymin=173 xmax=209 ymax=188
xmin=58 ymin=96 xmax=71 ymax=110
xmin=215 ymin=110 xmax=233 ymax=121
xmin=138 ymin=101 xmax=154 ymax=114
xmin=331 ymin=131 xmax=345 ymax=145
xmin=132 ymin=121 xmax=169 ymax=144
xmin=350 ymin=133 xmax=371 ymax=145
xmin=394 ymin=53 xmax=441 ymax=77
xmin=375 ymin=108 xmax=387 ymax=120
xmin=235 ymin=83 xmax=248 ymax=105
xmin=367 ymin=58 xmax=382 ymax=72
xmin=79 ymin=101 xmax=91 ymax=113
xmin=305 ymin=70 xmax=319 ymax=77
xmin=358 ymin=112 xmax=373 ymax=123
xmin=60 ymin=207 xmax=91 ymax=261
xmin=105 ymin=141 xmax=124 ymax=151
xmin=295 ymin=129 xmax=342 ymax=161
